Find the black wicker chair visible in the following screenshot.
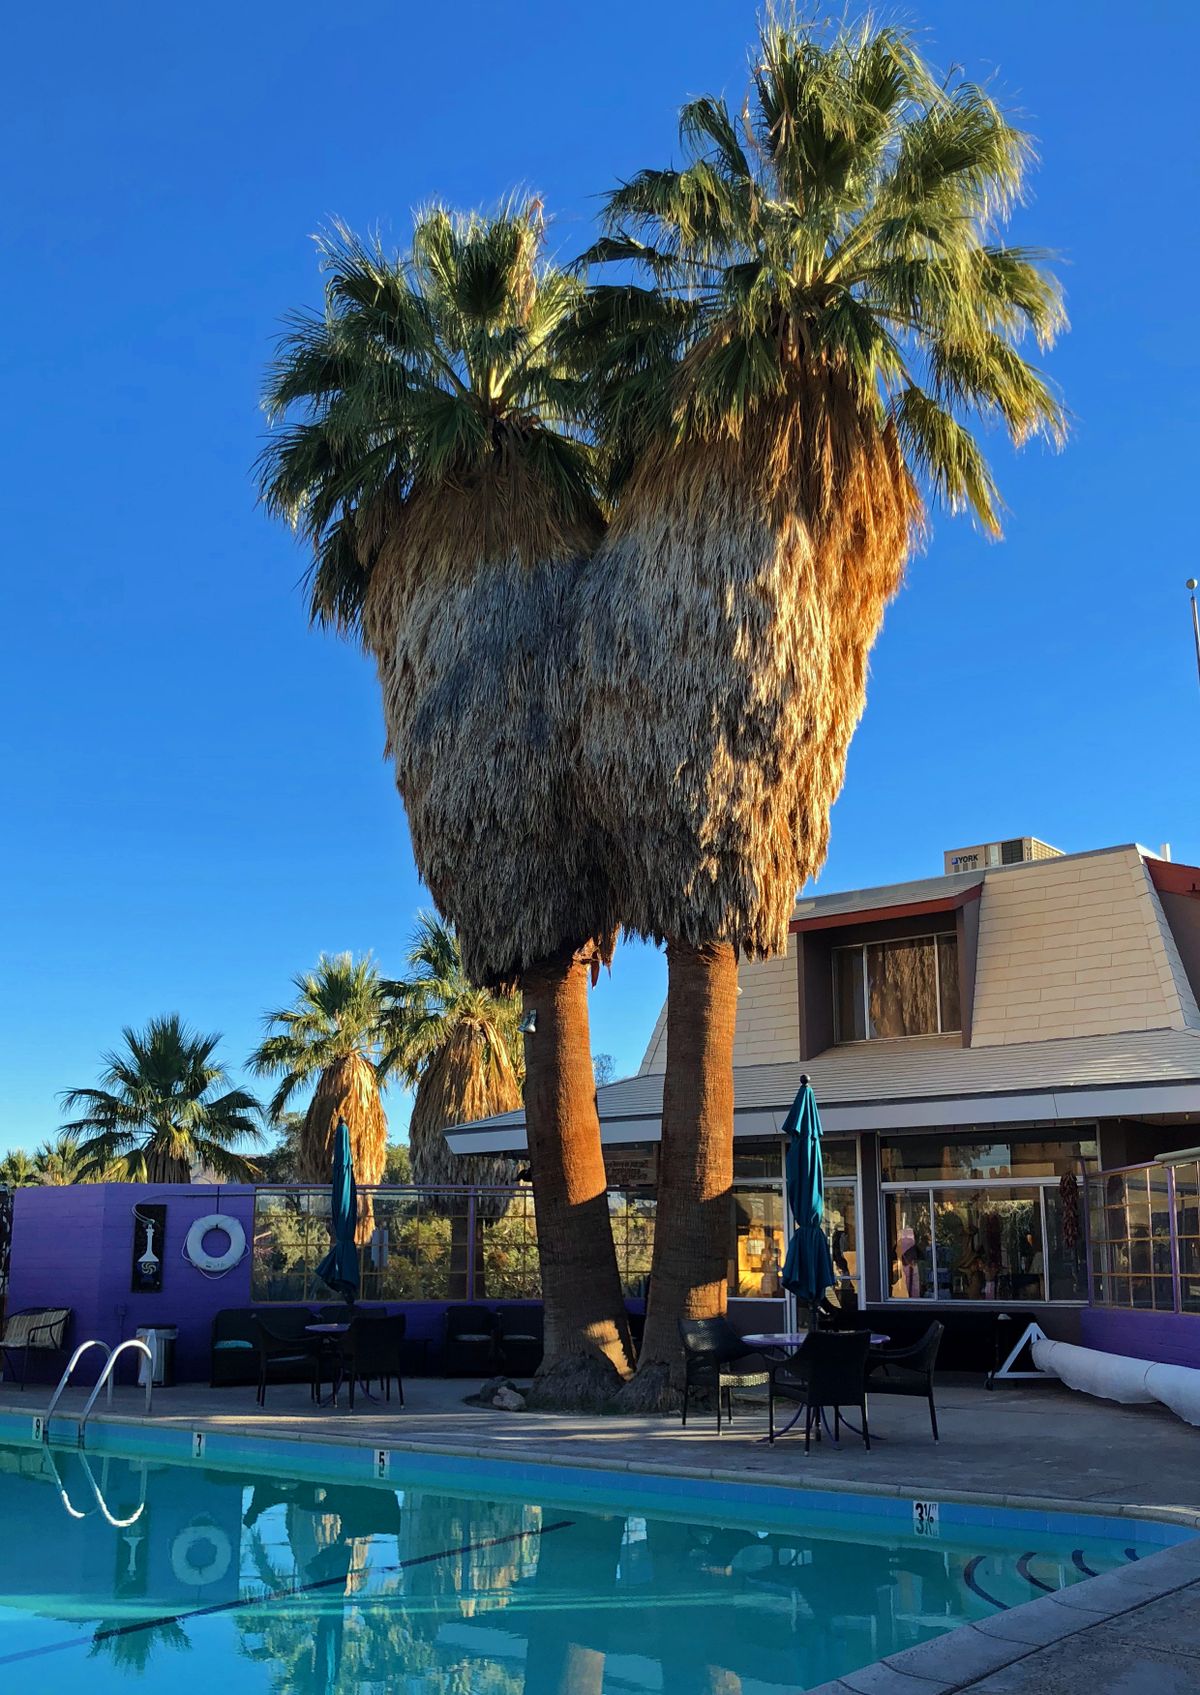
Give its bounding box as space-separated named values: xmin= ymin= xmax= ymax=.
xmin=678 ymin=1317 xmax=769 ymax=1434
xmin=497 ymin=1306 xmax=544 ymax=1378
xmin=866 ymin=1321 xmax=944 ymax=1441
xmin=442 ymin=1305 xmax=499 ymax=1376
xmin=252 ymin=1317 xmax=321 ymax=1408
xmin=768 ymin=1330 xmax=872 ymax=1452
xmin=343 ymin=1312 xmax=406 ymax=1406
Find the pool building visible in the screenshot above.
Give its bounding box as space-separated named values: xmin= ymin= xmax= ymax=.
xmin=449 ymin=839 xmax=1200 ymax=1363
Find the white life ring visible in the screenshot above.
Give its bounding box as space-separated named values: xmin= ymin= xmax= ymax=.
xmin=171 ymin=1520 xmax=232 ymax=1586
xmin=184 ymin=1213 xmax=246 ymax=1274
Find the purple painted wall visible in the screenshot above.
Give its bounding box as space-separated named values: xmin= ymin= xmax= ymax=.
xmin=8 ymin=1183 xmax=255 ymax=1383
xmin=1081 ymin=1306 xmax=1200 ymax=1369
xmin=6 ymin=1184 xmax=570 ymax=1384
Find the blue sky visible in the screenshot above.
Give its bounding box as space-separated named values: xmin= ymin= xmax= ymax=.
xmin=3 ymin=1 xmax=1198 ymax=1156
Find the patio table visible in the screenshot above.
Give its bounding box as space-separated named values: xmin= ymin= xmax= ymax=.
xmin=743 ymin=1331 xmax=889 ymax=1443
xmin=305 ymin=1322 xmax=353 ymax=1407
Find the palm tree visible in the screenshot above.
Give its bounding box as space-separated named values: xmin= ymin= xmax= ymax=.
xmin=61 ymin=1015 xmax=264 ymax=1183
xmin=249 ymin=953 xmax=392 ymax=1186
xmin=381 ymin=912 xmax=523 ymax=1189
xmin=578 ymin=17 xmax=1065 ymax=1401
xmin=34 ymin=1133 xmax=95 ymax=1185
xmin=259 ymin=201 xmax=633 ymax=1401
xmin=0 ymin=1148 xmax=41 ymax=1188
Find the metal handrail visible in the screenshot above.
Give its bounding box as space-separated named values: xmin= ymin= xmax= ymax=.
xmin=44 ymin=1339 xmax=113 ymax=1433
xmin=79 ymin=1339 xmax=153 ymax=1435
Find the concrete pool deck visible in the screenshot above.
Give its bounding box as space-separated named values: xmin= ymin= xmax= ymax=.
xmin=2 ymin=1372 xmax=1197 ymax=1692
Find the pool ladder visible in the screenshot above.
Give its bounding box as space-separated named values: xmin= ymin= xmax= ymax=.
xmin=42 ymin=1338 xmax=153 ymax=1446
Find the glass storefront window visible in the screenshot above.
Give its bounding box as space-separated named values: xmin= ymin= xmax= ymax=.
xmin=825 ymin=1182 xmax=858 ymax=1303
xmin=883 ymin=1144 xmax=1092 ymax=1304
xmin=933 ymin=1188 xmax=1044 ymax=1301
xmin=884 ymin=1190 xmax=935 ymax=1299
xmin=732 ymin=1188 xmax=787 ymax=1298
xmin=880 ymin=1132 xmax=1097 ymax=1183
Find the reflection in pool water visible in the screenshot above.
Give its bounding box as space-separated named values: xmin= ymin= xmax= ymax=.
xmin=0 ymin=1439 xmax=1162 ymax=1693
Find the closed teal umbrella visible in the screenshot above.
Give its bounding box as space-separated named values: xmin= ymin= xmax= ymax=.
xmin=315 ymin=1120 xmax=359 ymax=1305
xmin=781 ymin=1075 xmax=835 ymax=1327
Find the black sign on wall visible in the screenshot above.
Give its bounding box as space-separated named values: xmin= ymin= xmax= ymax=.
xmin=131 ymin=1204 xmax=166 ymax=1293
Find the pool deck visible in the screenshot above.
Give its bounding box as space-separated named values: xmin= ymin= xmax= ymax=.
xmin=3 ymin=1372 xmax=1197 ymax=1692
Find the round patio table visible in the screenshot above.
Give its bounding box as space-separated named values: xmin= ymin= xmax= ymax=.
xmin=305 ymin=1322 xmax=353 ymax=1407
xmin=743 ymin=1331 xmax=889 ymax=1443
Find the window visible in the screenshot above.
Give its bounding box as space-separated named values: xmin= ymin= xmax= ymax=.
xmin=880 ymin=1130 xmax=1094 ymax=1303
xmin=833 ymin=934 xmax=960 ymax=1041
xmin=1176 ymin=1162 xmax=1200 ymax=1314
xmin=1089 ymin=1167 xmax=1178 ymax=1312
xmin=729 ymin=1137 xmax=861 ymax=1303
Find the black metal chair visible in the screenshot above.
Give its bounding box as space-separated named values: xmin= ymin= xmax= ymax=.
xmin=343 ymin=1312 xmax=406 ymax=1406
xmin=768 ymin=1330 xmax=872 ymax=1452
xmin=866 ymin=1320 xmax=944 ymax=1441
xmin=252 ymin=1317 xmax=321 ymax=1408
xmin=442 ymin=1305 xmax=499 ymax=1376
xmin=678 ymin=1317 xmax=770 ymax=1434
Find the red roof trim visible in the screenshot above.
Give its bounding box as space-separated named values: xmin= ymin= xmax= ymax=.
xmin=1146 ymin=859 xmax=1200 ymax=899
xmin=789 ymin=883 xmax=982 ymax=934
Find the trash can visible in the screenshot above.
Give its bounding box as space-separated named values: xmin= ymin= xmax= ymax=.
xmin=136 ymin=1325 xmax=177 ymax=1388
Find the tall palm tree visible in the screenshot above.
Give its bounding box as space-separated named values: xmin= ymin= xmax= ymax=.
xmin=381 ymin=912 xmax=523 ymax=1189
xmin=61 ymin=1015 xmax=264 ymax=1183
xmin=249 ymin=953 xmax=392 ymax=1186
xmin=259 ymin=201 xmax=632 ymax=1401
xmin=578 ymin=17 xmax=1065 ymax=1401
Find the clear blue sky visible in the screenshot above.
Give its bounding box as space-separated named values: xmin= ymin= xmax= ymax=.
xmin=3 ymin=1 xmax=1198 ymax=1155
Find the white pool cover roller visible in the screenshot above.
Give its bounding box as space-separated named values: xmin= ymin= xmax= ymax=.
xmin=1032 ymin=1337 xmax=1200 ymax=1425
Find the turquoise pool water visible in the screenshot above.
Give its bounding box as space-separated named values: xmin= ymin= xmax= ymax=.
xmin=0 ymin=1431 xmax=1188 ymax=1693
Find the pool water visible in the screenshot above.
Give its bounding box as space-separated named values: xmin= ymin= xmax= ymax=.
xmin=0 ymin=1434 xmax=1186 ymax=1693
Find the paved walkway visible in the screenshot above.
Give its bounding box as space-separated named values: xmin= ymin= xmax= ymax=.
xmin=3 ymin=1372 xmax=1197 ymax=1691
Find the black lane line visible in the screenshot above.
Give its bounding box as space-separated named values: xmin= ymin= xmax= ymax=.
xmin=1072 ymin=1550 xmax=1100 ymax=1578
xmin=963 ymin=1555 xmax=1009 ymax=1611
xmin=1016 ymin=1553 xmax=1055 ymax=1593
xmin=0 ymin=1518 xmax=574 ymax=1668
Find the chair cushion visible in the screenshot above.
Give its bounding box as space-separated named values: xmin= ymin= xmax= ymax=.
xmin=2 ymin=1308 xmax=71 ymax=1349
xmin=454 ymin=1333 xmax=493 ymax=1343
xmin=720 ymin=1370 xmax=771 ymax=1388
xmin=213 ymin=1339 xmax=254 ymax=1352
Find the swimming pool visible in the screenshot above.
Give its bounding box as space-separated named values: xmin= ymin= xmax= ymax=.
xmin=0 ymin=1425 xmax=1190 ymax=1693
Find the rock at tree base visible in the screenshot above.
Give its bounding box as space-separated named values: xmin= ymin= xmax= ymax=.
xmin=492 ymin=1386 xmax=526 ymax=1410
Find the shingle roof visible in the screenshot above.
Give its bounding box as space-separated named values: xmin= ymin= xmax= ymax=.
xmin=446 ymin=1027 xmax=1200 ymax=1146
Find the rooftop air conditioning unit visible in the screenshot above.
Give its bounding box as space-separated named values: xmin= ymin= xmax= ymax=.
xmin=943 ymin=837 xmax=1062 ymax=875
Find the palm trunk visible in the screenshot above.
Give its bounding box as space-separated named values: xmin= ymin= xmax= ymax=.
xmin=616 ymin=938 xmax=738 ymax=1412
xmin=522 ymin=946 xmax=633 ymax=1408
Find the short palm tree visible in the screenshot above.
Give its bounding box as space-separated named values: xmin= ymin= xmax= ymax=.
xmin=249 ymin=953 xmax=392 ymax=1186
xmin=0 ymin=1148 xmax=41 ymax=1188
xmin=61 ymin=1016 xmax=264 ymax=1183
xmin=35 ymin=1133 xmax=95 ymax=1185
xmin=381 ymin=912 xmax=523 ymax=1188
xmin=577 ymin=17 xmax=1065 ymax=1400
xmin=259 ymin=201 xmax=632 ymax=1400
